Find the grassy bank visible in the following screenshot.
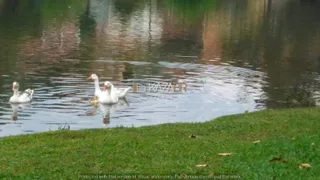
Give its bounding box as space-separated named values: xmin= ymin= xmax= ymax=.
xmin=0 ymin=108 xmax=319 ymax=179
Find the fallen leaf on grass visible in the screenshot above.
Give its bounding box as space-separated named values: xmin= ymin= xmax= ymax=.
xmin=189 ymin=134 xmax=202 ymax=138
xmin=196 ymin=164 xmax=208 ymax=168
xmin=269 ymin=157 xmax=287 ymax=163
xmin=218 ymin=153 xmax=232 ymax=156
xmin=189 ymin=134 xmax=196 ymax=138
xmin=253 ymin=140 xmax=261 ymax=144
xmin=299 ymin=163 xmax=311 ymax=169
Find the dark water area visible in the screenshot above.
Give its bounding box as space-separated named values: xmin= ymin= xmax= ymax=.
xmin=0 ymin=0 xmax=319 ymax=136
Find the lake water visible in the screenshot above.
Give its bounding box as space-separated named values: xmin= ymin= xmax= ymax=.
xmin=0 ymin=0 xmax=319 ymax=137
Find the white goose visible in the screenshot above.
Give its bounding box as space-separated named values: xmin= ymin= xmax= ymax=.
xmin=98 ymin=81 xmax=119 ymax=104
xmin=87 ymin=74 xmax=131 ymax=99
xmin=87 ymin=74 xmax=102 ymax=97
xmin=9 ymin=82 xmax=34 ymax=103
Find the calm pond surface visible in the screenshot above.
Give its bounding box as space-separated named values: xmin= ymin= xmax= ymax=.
xmin=0 ymin=0 xmax=319 ymax=137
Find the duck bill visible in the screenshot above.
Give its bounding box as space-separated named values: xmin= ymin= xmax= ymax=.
xmin=104 ymin=85 xmax=109 ymax=90
xmin=87 ymin=76 xmax=92 ymax=80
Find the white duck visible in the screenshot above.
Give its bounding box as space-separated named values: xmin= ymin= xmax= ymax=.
xmin=9 ymin=82 xmax=34 ymax=103
xmin=87 ymin=74 xmax=131 ymax=98
xmin=99 ymin=81 xmax=124 ymax=104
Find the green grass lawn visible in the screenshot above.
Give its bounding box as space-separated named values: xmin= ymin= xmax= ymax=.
xmin=0 ymin=108 xmax=319 ymax=179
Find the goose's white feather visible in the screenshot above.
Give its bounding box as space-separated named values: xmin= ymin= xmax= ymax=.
xmin=114 ymin=87 xmax=131 ymax=98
